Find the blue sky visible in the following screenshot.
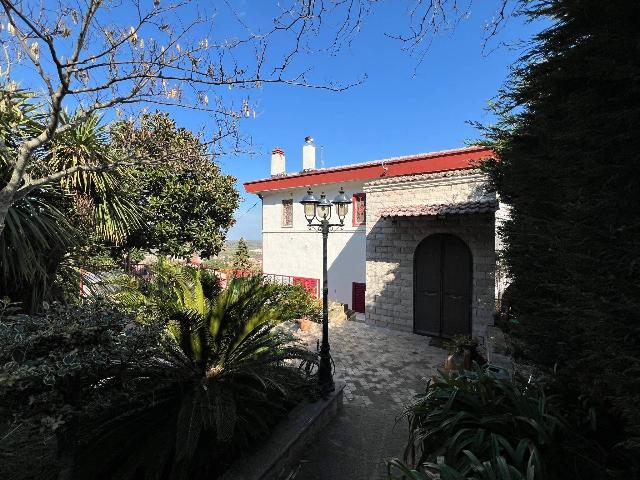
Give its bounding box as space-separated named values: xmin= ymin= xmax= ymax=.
xmin=7 ymin=1 xmax=542 ymax=242
xmin=206 ymin=2 xmax=542 ymax=241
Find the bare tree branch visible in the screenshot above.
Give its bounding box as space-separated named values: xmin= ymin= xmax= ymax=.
xmin=0 ymin=0 xmax=516 ymax=234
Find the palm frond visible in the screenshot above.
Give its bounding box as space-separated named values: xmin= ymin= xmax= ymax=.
xmin=73 ymin=269 xmax=315 ymax=480
xmin=46 ymin=111 xmax=143 ymax=243
xmin=0 ymin=191 xmax=78 ymax=309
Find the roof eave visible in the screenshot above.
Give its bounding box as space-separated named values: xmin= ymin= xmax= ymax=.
xmin=243 ymin=146 xmax=495 ymax=194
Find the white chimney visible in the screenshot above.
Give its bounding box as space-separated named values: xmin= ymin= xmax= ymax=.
xmin=302 ymin=136 xmax=316 ymax=171
xmin=271 ymin=147 xmax=285 ymax=176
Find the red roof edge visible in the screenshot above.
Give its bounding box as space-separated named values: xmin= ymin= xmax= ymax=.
xmin=243 ymin=146 xmax=494 ymax=193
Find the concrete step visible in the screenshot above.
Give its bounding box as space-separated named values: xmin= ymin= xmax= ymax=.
xmin=345 ymin=309 xmax=359 ymax=322
xmin=328 ymin=302 xmax=347 ymax=323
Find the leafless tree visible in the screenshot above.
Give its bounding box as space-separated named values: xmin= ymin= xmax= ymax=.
xmin=0 ymin=0 xmax=514 ymax=234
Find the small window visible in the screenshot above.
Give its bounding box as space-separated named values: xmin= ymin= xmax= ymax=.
xmin=352 ymin=193 xmax=366 ymax=226
xmin=281 ymin=199 xmax=293 ymax=227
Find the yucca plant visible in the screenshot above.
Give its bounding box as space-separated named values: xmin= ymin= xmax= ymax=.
xmin=1 ymin=89 xmax=141 ymax=310
xmin=0 ymin=190 xmax=78 ymax=307
xmin=395 ymin=370 xmax=606 ymax=480
xmin=45 ymin=111 xmax=142 ymax=244
xmin=71 ymin=275 xmax=316 ymax=480
xmin=0 ymin=89 xmax=74 ymax=309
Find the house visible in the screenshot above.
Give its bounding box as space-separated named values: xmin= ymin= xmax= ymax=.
xmin=244 ymin=139 xmax=504 ymax=341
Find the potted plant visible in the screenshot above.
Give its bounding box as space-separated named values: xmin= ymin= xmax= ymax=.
xmin=443 ymin=335 xmax=486 ymax=372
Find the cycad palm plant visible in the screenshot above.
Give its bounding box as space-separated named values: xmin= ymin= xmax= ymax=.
xmin=72 ymin=274 xmax=316 ymax=480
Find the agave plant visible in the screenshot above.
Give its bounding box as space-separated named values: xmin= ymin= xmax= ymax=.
xmin=396 ymin=370 xmax=606 ymax=480
xmin=388 ymin=454 xmax=535 ymax=480
xmin=72 ymin=275 xmax=316 ymax=480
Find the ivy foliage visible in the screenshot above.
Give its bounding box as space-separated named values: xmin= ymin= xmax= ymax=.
xmin=0 ymin=302 xmax=159 ymax=417
xmin=110 ymin=112 xmax=239 ymax=259
xmin=481 ymin=0 xmax=640 ymax=468
xmin=0 ymin=300 xmax=162 ymax=479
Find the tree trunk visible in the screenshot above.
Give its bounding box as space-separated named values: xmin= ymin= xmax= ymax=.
xmin=0 ymin=144 xmax=38 ymax=235
xmin=0 ymin=187 xmax=15 ymax=237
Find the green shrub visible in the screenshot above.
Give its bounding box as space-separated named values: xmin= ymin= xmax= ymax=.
xmin=111 ymin=260 xmax=320 ymax=325
xmin=388 ymin=455 xmax=536 ymax=480
xmin=1 ymin=275 xmax=317 ymax=480
xmin=270 ymin=281 xmax=321 ymax=323
xmin=391 ymin=370 xmax=609 ymax=480
xmin=481 ymin=0 xmax=640 ymax=460
xmin=71 ymin=275 xmax=316 ymax=480
xmin=0 ymin=300 xmax=161 ymax=479
xmin=0 ymin=300 xmax=159 ymax=419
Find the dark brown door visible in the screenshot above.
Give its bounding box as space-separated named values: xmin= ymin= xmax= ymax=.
xmin=352 ymin=282 xmax=366 ymax=313
xmin=414 ymin=234 xmax=472 ymax=337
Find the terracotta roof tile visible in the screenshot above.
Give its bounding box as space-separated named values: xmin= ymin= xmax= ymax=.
xmin=379 ymin=199 xmax=498 ymax=218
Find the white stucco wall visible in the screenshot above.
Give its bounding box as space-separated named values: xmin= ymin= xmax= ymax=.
xmin=259 ymin=180 xmax=366 ymax=307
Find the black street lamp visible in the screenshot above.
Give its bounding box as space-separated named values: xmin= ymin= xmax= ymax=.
xmin=301 ymin=187 xmax=350 ymax=393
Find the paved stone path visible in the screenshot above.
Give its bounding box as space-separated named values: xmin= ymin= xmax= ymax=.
xmin=281 ymin=319 xmax=446 ymax=480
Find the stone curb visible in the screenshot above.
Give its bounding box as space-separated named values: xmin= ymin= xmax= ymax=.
xmin=220 ymin=381 xmax=346 ymax=480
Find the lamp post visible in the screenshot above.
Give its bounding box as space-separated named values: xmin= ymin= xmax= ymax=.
xmin=301 ymin=187 xmax=350 ymax=393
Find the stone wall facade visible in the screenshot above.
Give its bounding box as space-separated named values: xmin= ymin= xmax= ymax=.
xmin=363 ymin=169 xmax=497 ymax=342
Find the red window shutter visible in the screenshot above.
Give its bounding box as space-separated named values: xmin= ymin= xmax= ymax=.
xmin=352 ymin=193 xmax=366 ymax=226
xmin=293 ymin=276 xmax=320 ymax=298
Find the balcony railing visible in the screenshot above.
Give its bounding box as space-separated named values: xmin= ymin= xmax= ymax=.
xmin=79 ymin=264 xmax=320 ymax=299
xmin=262 ymin=273 xmax=320 ymax=298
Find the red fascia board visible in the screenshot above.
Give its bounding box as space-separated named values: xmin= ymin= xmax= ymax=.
xmin=243 ymin=148 xmax=494 ymax=193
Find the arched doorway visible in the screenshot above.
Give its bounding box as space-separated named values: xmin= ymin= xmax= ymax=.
xmin=414 ymin=234 xmax=472 ymax=337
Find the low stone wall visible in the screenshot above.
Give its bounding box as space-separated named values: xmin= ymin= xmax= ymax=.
xmin=485 ymin=325 xmax=514 ymax=378
xmin=220 ymin=381 xmax=345 ymax=480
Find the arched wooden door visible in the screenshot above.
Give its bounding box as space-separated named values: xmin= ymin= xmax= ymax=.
xmin=414 ymin=234 xmax=472 ymax=337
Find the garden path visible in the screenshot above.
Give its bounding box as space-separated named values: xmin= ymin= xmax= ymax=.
xmin=281 ymin=319 xmax=446 ymax=480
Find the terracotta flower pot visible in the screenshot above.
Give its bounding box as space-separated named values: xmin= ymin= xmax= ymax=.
xmin=444 ymin=349 xmax=472 ymax=372
xmin=296 ymin=318 xmax=313 ymax=331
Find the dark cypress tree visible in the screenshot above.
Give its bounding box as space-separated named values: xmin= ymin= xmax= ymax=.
xmin=483 ymin=0 xmax=640 ymax=465
xmin=231 ymin=237 xmax=252 ymax=272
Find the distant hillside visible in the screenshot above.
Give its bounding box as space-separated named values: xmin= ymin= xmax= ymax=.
xmin=208 ymin=239 xmax=262 ymax=267
xmin=224 ymin=239 xmax=261 ymax=255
